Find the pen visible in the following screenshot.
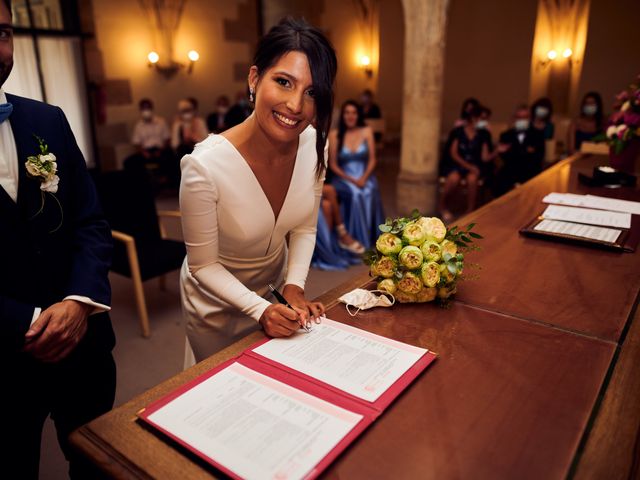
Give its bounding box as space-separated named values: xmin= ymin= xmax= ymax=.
xmin=268 ymin=284 xmax=311 ymax=332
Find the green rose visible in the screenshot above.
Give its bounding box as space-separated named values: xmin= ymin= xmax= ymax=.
xmin=376 ymin=233 xmax=402 ymax=255
xmin=441 ymin=239 xmax=457 ymax=258
xmin=371 ymin=255 xmax=397 ymax=278
xmin=397 ymin=271 xmax=423 ymax=294
xmin=417 ymin=216 xmax=446 ymax=243
xmin=402 ymin=222 xmax=426 ymax=246
xmin=420 ymin=240 xmax=442 ymax=262
xmin=398 ymin=246 xmax=423 ymax=270
xmin=377 ymin=278 xmax=397 ymax=294
xmin=420 ymin=261 xmax=441 ymax=288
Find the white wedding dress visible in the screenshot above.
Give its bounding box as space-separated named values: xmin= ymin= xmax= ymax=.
xmin=179 ymin=126 xmax=323 ymax=363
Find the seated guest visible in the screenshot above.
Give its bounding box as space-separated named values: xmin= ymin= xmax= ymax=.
xmin=125 ymin=98 xmax=172 ymax=177
xmin=312 ymin=184 xmax=364 ymax=271
xmin=171 ymin=97 xmax=209 ymax=158
xmin=568 ymin=91 xmax=604 ymax=154
xmin=206 ymin=95 xmax=230 ymax=133
xmin=171 ymin=97 xmax=208 ymax=185
xmin=329 ymin=100 xmax=385 ymax=248
xmin=453 ymin=97 xmax=480 ymax=127
xmin=224 ymin=91 xmax=252 ymax=129
xmin=439 ymin=105 xmax=498 ymax=221
xmin=494 ymin=104 xmax=545 ymax=197
xmin=360 ymin=88 xmax=382 ymax=119
xmin=531 ymin=97 xmax=555 ymax=140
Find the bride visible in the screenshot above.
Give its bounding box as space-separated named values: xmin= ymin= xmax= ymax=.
xmin=179 ymin=17 xmax=337 ymax=362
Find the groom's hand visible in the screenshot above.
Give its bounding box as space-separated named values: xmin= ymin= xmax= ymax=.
xmin=23 ymin=300 xmax=91 ymax=362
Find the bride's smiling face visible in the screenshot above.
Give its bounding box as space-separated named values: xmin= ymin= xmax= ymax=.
xmin=249 ymin=51 xmax=316 ymax=144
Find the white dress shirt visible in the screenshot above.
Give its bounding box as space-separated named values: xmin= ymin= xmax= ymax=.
xmin=0 ymin=90 xmax=110 ymax=325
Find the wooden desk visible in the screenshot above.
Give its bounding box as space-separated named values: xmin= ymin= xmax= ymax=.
xmin=71 ymin=153 xmax=640 ymax=479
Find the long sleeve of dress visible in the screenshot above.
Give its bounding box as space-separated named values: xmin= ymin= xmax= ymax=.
xmin=180 ymin=155 xmax=272 ymax=322
xmin=285 ymin=165 xmax=324 ymax=289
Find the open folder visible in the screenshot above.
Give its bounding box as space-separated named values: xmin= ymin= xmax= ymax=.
xmin=138 ymin=317 xmax=437 ymax=480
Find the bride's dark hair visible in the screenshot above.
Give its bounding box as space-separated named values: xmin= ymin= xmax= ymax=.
xmin=252 ymin=17 xmax=337 ymax=178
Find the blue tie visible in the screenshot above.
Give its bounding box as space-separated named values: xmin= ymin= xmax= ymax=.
xmin=0 ymin=102 xmax=13 ymax=123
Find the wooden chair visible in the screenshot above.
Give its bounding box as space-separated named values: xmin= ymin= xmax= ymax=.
xmin=95 ymin=170 xmax=185 ymax=337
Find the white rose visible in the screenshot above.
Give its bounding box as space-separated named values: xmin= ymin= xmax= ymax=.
xmin=25 ymin=161 xmax=42 ymax=177
xmin=40 ymin=175 xmax=59 ymax=193
xmin=606 ymin=125 xmax=617 ymax=138
xmin=40 ymin=153 xmax=56 ymax=162
xmin=616 ymin=124 xmax=628 ymax=134
xmin=621 ymin=101 xmax=631 ymax=112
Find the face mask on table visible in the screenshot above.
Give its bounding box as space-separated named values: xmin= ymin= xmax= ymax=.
xmin=514 ymin=119 xmax=530 ymax=131
xmin=338 ymin=289 xmax=395 ymax=316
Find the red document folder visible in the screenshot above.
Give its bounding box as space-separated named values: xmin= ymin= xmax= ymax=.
xmin=139 ymin=322 xmax=437 ymax=480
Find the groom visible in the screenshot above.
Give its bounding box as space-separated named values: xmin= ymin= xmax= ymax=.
xmin=0 ymin=1 xmax=116 ymax=477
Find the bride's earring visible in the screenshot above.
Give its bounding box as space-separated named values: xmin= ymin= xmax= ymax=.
xmin=249 ymin=87 xmax=255 ymax=103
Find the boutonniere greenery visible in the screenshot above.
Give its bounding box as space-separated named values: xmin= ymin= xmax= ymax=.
xmin=25 ymin=134 xmax=63 ymax=232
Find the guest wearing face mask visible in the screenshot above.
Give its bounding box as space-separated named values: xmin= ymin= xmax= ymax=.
xmin=568 ymin=91 xmax=604 ymax=154
xmin=206 ymin=95 xmax=230 ymax=133
xmin=493 ymin=104 xmax=545 ymax=197
xmin=171 ymin=97 xmax=208 ymax=186
xmin=530 ymin=97 xmax=555 ymax=140
xmin=171 ymin=97 xmax=209 ymax=157
xmin=125 ymin=98 xmax=172 ymax=181
xmin=439 ymin=105 xmax=501 ymax=221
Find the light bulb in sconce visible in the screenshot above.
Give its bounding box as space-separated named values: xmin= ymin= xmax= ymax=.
xmin=547 ymin=50 xmax=558 ymax=60
xmin=562 ymin=48 xmax=573 ymax=58
xmin=187 ymin=50 xmax=199 ymax=73
xmin=147 ymin=51 xmax=160 ymax=65
xmin=358 ymin=54 xmax=373 ymax=78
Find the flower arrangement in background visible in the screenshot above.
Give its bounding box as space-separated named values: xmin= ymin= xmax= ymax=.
xmin=363 ymin=210 xmax=482 ymax=305
xmin=598 ymin=74 xmax=640 ymax=154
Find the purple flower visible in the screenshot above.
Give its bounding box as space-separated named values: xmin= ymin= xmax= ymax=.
xmin=623 ymin=111 xmax=640 ymax=127
xmin=616 ymin=90 xmax=629 ymax=101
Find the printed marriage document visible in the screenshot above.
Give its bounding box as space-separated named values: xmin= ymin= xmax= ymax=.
xmin=541 ymin=205 xmax=632 ymax=228
xmin=252 ymin=317 xmax=428 ymax=402
xmin=147 ymin=362 xmax=362 ymax=480
xmin=534 ymin=218 xmax=622 ymax=243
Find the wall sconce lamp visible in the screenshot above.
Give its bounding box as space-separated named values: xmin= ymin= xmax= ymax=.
xmin=358 ymin=54 xmax=373 ymax=78
xmin=538 ymin=48 xmax=578 ymax=69
xmin=147 ymin=50 xmax=200 ymax=78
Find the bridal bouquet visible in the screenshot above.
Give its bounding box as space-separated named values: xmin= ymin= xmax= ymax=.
xmin=363 ymin=210 xmax=482 ymax=304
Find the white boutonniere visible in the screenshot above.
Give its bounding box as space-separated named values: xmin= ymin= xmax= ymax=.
xmin=25 ymin=134 xmax=63 ymax=232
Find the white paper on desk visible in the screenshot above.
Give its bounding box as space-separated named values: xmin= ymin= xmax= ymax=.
xmin=253 ymin=317 xmax=427 ymax=402
xmin=147 ymin=362 xmax=362 ymax=480
xmin=534 ymin=219 xmax=621 ymax=243
xmin=543 ymin=192 xmax=640 ymax=215
xmin=541 ymin=205 xmax=631 ymax=228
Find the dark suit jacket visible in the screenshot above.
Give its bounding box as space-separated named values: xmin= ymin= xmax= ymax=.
xmin=498 ymin=127 xmax=545 ymax=184
xmin=0 ymin=94 xmax=115 ymax=353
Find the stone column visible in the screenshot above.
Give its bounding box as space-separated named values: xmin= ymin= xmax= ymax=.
xmin=398 ymin=0 xmax=449 ymax=216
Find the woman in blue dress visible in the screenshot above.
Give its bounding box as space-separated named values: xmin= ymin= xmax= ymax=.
xmin=312 ymin=184 xmax=364 ymax=270
xmin=328 ymin=100 xmax=385 ymax=248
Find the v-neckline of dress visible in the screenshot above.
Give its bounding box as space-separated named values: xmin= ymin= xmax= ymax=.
xmin=342 ymin=138 xmax=367 ymax=154
xmin=220 ymin=135 xmax=300 ymax=227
